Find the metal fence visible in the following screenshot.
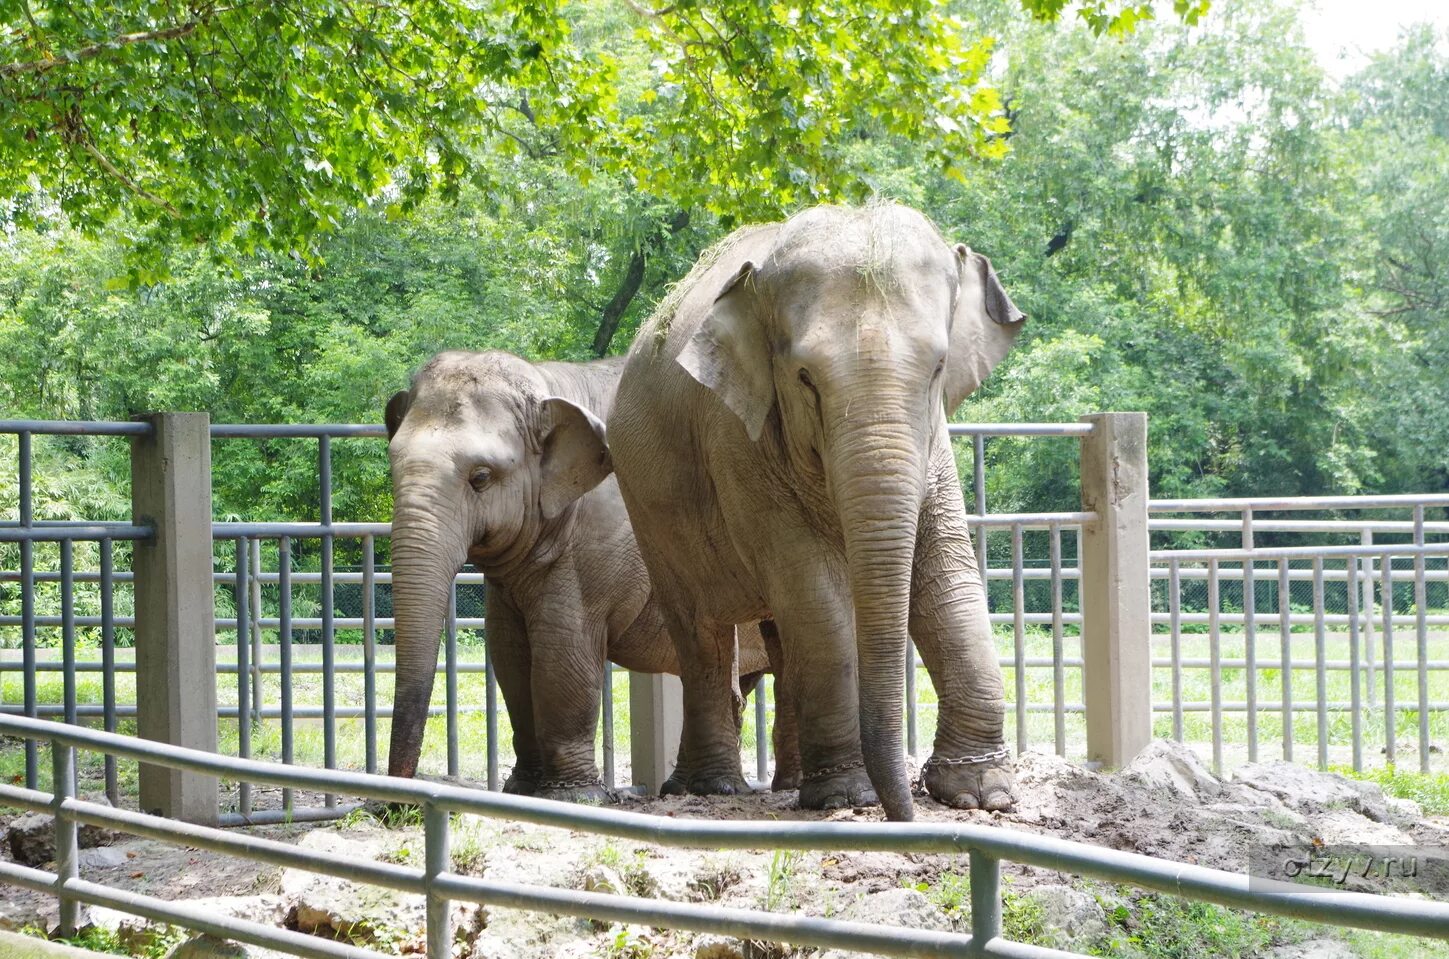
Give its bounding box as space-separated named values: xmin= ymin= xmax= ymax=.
xmin=3 ymin=713 xmax=1447 ymax=959
xmin=1149 ymin=496 xmax=1449 ymax=775
xmin=4 ymin=415 xmax=1449 ymax=829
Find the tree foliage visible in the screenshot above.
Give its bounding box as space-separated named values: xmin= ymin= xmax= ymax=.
xmin=0 ymin=0 xmax=1194 ymax=272
xmin=1 ymin=0 xmax=1445 ymax=529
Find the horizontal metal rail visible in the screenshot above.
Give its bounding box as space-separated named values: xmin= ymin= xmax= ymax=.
xmin=1 ymin=713 xmax=1445 ymax=955
xmin=1151 ymin=494 xmax=1449 ymax=512
xmin=948 ymin=423 xmax=1096 ymax=437
xmin=0 ymin=524 xmax=153 ymax=541
xmin=209 ymin=424 xmax=387 ymax=438
xmin=1152 ymin=543 xmax=1449 ymax=562
xmin=0 ymin=419 xmax=154 ymax=436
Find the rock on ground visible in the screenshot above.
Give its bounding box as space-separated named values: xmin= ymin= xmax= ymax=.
xmin=1027 ymin=883 xmax=1109 ymax=953
xmin=6 ymin=803 xmax=122 ymax=867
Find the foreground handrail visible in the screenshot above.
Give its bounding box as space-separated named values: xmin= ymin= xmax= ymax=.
xmin=1 ymin=713 xmax=1446 ymax=955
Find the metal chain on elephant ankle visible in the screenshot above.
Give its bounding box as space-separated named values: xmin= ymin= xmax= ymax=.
xmin=800 ymin=759 xmax=866 ymax=783
xmin=535 ymin=775 xmax=610 ymax=791
xmin=921 ymin=745 xmax=1011 ymax=770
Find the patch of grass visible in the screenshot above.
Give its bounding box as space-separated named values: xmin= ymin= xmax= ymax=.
xmin=1002 ymin=889 xmax=1048 ymax=946
xmin=1331 ymin=763 xmax=1449 ymax=815
xmin=599 ymin=923 xmax=655 ymax=959
xmin=1340 ymin=928 xmax=1449 ymax=959
xmin=916 ymin=871 xmax=971 ymax=916
xmin=25 ymin=923 xmax=186 ymax=959
xmin=1091 ymin=892 xmax=1304 ymax=959
xmin=451 ymin=820 xmax=489 ymax=877
xmin=763 ymin=849 xmax=802 ymax=912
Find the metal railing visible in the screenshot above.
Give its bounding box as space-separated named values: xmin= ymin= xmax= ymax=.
xmin=1149 ymin=495 xmax=1449 ymax=775
xmin=3 ymin=713 xmax=1446 ymax=959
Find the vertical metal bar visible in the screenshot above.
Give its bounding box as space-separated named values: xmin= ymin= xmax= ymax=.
xmin=1169 ymin=558 xmax=1183 ymax=743
xmin=1362 ymin=531 xmax=1376 ymax=709
xmin=19 ymin=431 xmax=37 ymax=789
xmin=1415 ymin=506 xmax=1429 ymax=773
xmin=1208 ymin=558 xmax=1222 ymax=775
xmin=61 ymin=539 xmax=76 ymax=726
xmin=363 ymin=535 xmax=378 ymax=775
xmin=969 ymin=850 xmax=1000 ymax=947
xmin=279 ymin=536 xmax=294 ymax=813
xmin=1346 ymin=555 xmax=1363 ymax=772
xmin=1011 ymin=524 xmax=1027 ymax=754
xmin=1314 ymin=557 xmax=1328 ymax=771
xmin=235 ymin=537 xmax=251 ymax=816
xmin=249 ymin=538 xmax=264 ymax=727
xmin=1279 ymin=561 xmax=1293 ymax=762
xmin=319 ymin=437 xmax=336 ymax=808
xmin=486 ymin=619 xmax=499 ymax=792
xmin=1382 ymin=554 xmax=1396 ymax=765
xmin=1049 ymin=523 xmax=1065 ymax=756
xmin=905 ymin=640 xmax=917 ymax=760
xmin=423 ymin=801 xmax=452 ymax=959
xmin=51 ymin=742 xmax=80 ymax=938
xmin=973 ymin=433 xmax=988 ymax=588
xmin=446 ymin=585 xmax=460 ymax=779
xmin=601 ymin=662 xmax=615 ymax=791
xmin=1242 ymin=510 xmax=1257 ymax=762
xmin=756 ymin=673 xmax=770 ymax=781
xmin=100 ymin=538 xmax=118 ymax=806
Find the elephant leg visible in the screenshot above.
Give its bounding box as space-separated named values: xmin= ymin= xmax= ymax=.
xmin=761 ymin=562 xmax=874 ymax=810
xmin=485 ymin=592 xmax=543 ymax=795
xmin=526 ymin=603 xmax=614 ymax=804
xmin=909 ymin=440 xmax=1014 ymax=812
xmin=759 ymin=620 xmax=802 ymax=791
xmin=661 ymin=611 xmax=751 ymax=797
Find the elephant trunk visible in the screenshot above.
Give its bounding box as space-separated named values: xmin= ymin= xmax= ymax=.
xmin=386 ymin=488 xmax=469 ymax=778
xmin=828 ymin=400 xmax=927 ymax=823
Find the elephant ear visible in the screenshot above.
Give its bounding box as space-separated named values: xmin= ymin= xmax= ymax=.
xmin=677 ymin=261 xmax=774 ymax=443
xmin=945 ymin=245 xmax=1028 ymax=412
xmin=537 ymin=396 xmax=613 ymax=521
xmin=385 ymin=390 xmax=411 ymax=440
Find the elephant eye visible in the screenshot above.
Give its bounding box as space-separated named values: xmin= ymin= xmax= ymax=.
xmin=798 ymin=368 xmax=815 ymax=389
xmin=933 ymin=358 xmax=946 ymax=379
xmin=468 ymin=467 xmax=493 ymax=492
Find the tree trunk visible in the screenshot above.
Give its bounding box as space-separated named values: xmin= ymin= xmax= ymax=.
xmin=591 ymin=210 xmax=690 ymax=356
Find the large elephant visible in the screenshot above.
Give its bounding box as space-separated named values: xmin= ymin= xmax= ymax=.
xmin=384 ymin=350 xmax=798 ymax=801
xmin=608 ymin=203 xmax=1026 ymax=821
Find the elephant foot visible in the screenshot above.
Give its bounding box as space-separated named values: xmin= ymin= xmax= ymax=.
xmin=502 ymin=767 xmax=539 ymax=796
xmin=922 ymin=748 xmax=1016 ymax=812
xmin=798 ymin=761 xmax=877 ymax=810
xmin=661 ymin=771 xmax=753 ymax=797
xmin=771 ymin=767 xmax=802 ymax=791
xmin=534 ymin=777 xmax=617 ymax=805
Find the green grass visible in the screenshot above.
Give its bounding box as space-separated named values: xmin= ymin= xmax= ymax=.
xmin=23 ymin=924 xmax=186 ymax=959
xmin=1331 ymin=763 xmax=1449 ymax=814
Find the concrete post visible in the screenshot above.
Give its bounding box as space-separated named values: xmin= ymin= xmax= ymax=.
xmin=132 ymin=413 xmax=218 ymax=824
xmin=1079 ymin=412 xmax=1152 ymax=769
xmin=629 ymin=672 xmax=683 ymax=794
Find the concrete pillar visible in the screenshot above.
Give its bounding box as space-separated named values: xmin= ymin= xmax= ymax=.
xmin=132 ymin=413 xmax=218 ymax=824
xmin=1079 ymin=412 xmax=1152 ymax=769
xmin=629 ymin=672 xmax=683 ymax=794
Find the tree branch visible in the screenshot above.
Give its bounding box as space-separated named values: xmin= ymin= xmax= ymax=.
xmin=1 ymin=20 xmax=203 ymax=77
xmin=77 ymin=140 xmax=179 ymax=217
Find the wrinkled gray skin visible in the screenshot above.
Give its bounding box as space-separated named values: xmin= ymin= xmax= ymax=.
xmin=384 ymin=350 xmax=799 ymax=802
xmin=608 ymin=203 xmax=1026 ymax=821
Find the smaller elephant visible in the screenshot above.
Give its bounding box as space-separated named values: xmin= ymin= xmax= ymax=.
xmin=384 ymin=350 xmax=798 ymax=801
